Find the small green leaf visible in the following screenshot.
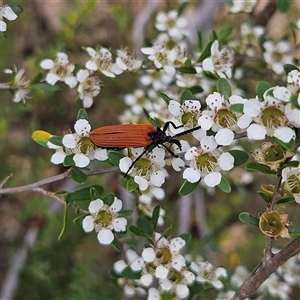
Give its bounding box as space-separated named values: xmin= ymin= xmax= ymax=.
xmin=28 ymin=73 xmax=43 ymax=86
xmin=178 ymin=1 xmax=189 ymax=15
xmin=179 ymin=180 xmax=200 ymax=195
xmin=158 ymin=92 xmax=172 ymax=105
xmin=257 ymin=191 xmax=272 ymax=203
xmin=284 ymin=64 xmax=299 ymax=75
xmin=275 ymin=0 xmax=288 ymax=12
xmin=255 ymin=81 xmax=271 ymax=99
xmin=137 ymin=217 xmax=153 ymax=237
xmin=126 ymin=177 xmax=139 ymax=192
xmin=197 ymin=31 xmax=203 ymax=51
xmin=245 ymin=161 xmax=276 ymax=175
xmin=239 ymin=212 xmax=259 ymax=227
xmin=230 ymin=103 xmax=244 ymax=113
xmin=32 ymin=130 xmax=52 ymax=147
xmin=71 ymin=168 xmax=88 ymax=184
xmin=290 ymin=94 xmax=300 ymax=109
xmin=276 ymin=196 xmax=296 ymax=205
xmin=152 ymin=205 xmax=161 ymax=231
xmin=103 ymin=193 xmax=115 ymax=206
xmin=73 ymin=215 xmax=86 ymax=226
xmin=180 ymin=90 xmax=195 ymax=103
xmin=128 ymin=225 xmax=147 ymax=237
xmin=90 ymin=187 xmax=101 ymax=200
xmin=0 ymin=32 xmax=7 ymax=39
xmin=64 ymin=185 xmax=103 ymax=205
xmin=10 ymin=4 xmax=24 ymax=14
xmin=121 ymin=266 xmax=142 ymax=280
xmin=197 ymin=40 xmax=213 ymax=62
xmin=63 ymin=154 xmax=75 ymax=167
xmin=48 ymin=135 xmax=63 ymax=146
xmin=218 ymin=176 xmax=231 ymax=193
xmin=287 ymin=225 xmax=300 ymax=236
xmin=30 ymin=82 xmax=61 ymax=92
xmin=282 ymin=160 xmax=299 ymax=169
xmin=112 ymin=237 xmax=121 ymax=251
xmin=275 ymin=137 xmax=295 ymax=150
xmin=218 ymin=25 xmax=233 ymax=40
xmin=77 ymin=109 xmax=88 ymax=120
xmin=217 ymin=78 xmax=232 ymax=98
xmin=117 ymin=209 xmax=133 ymax=218
xmin=179 ymin=233 xmax=191 ymax=244
xmin=228 ymin=150 xmax=249 ymax=166
xmin=58 ymin=206 xmax=68 ymax=240
xmin=107 ymin=151 xmax=124 ymax=167
xmin=189 ymin=86 xmax=204 ymax=95
xmin=177 ymin=67 xmax=197 ymax=74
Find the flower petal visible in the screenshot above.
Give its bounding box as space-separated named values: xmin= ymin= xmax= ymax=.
xmin=97 ymin=228 xmax=114 ymax=245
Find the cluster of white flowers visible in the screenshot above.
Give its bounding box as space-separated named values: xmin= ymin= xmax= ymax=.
xmin=49 ymin=119 xmax=108 ymax=168
xmin=230 ymin=0 xmax=258 ymax=14
xmin=113 ymin=233 xmax=227 ymax=299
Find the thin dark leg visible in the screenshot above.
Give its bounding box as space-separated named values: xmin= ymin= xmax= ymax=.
xmin=173 ymin=125 xmax=202 ymax=138
xmin=124 ymin=146 xmax=150 ymax=177
xmin=162 ymin=121 xmax=184 ymax=132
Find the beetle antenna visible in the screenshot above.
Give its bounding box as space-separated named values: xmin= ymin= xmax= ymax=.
xmin=124 ymin=146 xmax=150 ymax=177
xmin=173 ymin=125 xmax=202 ymax=138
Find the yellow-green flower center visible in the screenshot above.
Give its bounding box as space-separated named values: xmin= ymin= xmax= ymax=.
xmin=96 ymin=210 xmax=112 ymax=227
xmin=196 ymin=153 xmax=217 ymax=173
xmin=215 ymin=108 xmax=237 ymax=128
xmin=261 ymin=106 xmax=286 ymax=128
xmin=156 ymin=247 xmax=171 ymax=265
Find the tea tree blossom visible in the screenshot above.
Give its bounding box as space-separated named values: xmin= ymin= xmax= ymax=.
xmin=40 ymin=52 xmax=78 ymax=88
xmin=82 ymin=197 xmax=127 ymax=245
xmin=50 ymin=119 xmax=108 ymax=167
xmin=230 ymin=0 xmax=258 ymax=13
xmin=286 ymin=69 xmax=300 ymax=94
xmin=84 ymin=47 xmax=123 ymax=77
xmin=183 ymin=136 xmax=234 ymax=187
xmin=202 ymin=41 xmax=233 ymax=78
xmin=0 ymin=4 xmax=17 ymax=32
xmin=76 ymin=69 xmax=101 ymax=108
xmin=116 ymin=48 xmax=142 ymax=72
xmin=119 ymin=147 xmax=167 ymax=191
xmin=263 ymin=40 xmax=293 ymax=75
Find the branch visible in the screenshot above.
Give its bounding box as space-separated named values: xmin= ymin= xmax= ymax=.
xmin=231 ymin=236 xmax=300 ymax=300
xmin=0 ymin=167 xmax=119 ymax=195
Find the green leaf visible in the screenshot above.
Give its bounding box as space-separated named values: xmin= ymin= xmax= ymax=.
xmin=290 ymin=94 xmax=300 ymax=109
xmin=30 ymin=82 xmax=61 ymax=92
xmin=177 ymin=67 xmax=197 ymax=74
xmin=228 ymin=150 xmax=249 ymax=166
xmin=103 ymin=193 xmax=115 ymax=206
xmin=239 ymin=212 xmax=259 ymax=227
xmin=179 ymin=233 xmax=191 ymax=244
xmin=217 ymin=78 xmax=232 ymax=98
xmin=276 ymin=196 xmax=296 ymax=205
xmin=257 ymin=191 xmax=272 ymax=204
xmin=58 ymin=206 xmax=68 ymax=240
xmin=121 ymin=266 xmax=142 ymax=280
xmin=158 ymin=92 xmax=172 ymax=105
xmin=275 ymin=137 xmax=295 ymax=150
xmin=90 ymin=187 xmax=101 ymax=200
xmin=245 ymin=161 xmax=276 ymax=175
xmin=197 ymin=40 xmax=213 ymax=62
xmin=218 ymin=25 xmax=233 ymax=40
xmin=107 ymin=151 xmax=125 ymax=167
xmin=256 ymin=81 xmax=271 ymax=99
xmin=63 ymin=154 xmax=75 ymax=167
xmin=48 ymin=135 xmax=63 ymax=146
xmin=73 ymin=214 xmax=86 ymax=226
xmin=0 ymin=32 xmax=7 ymax=39
xmin=64 ymin=185 xmax=103 ymax=205
xmin=137 ymin=217 xmax=153 ymax=237
xmin=126 ymin=177 xmax=139 ymax=192
xmin=284 ymin=64 xmax=299 ymax=75
xmin=28 ymin=73 xmax=43 ymax=86
xmin=287 ymin=225 xmax=300 ymax=236
xmin=117 ymin=209 xmax=133 ymax=218
xmin=180 ymin=90 xmax=195 ymax=103
xmin=112 ymin=237 xmax=121 ymax=251
xmin=197 ymin=31 xmax=203 ymax=51
xmin=10 ymin=4 xmax=24 ymax=14
xmin=230 ymin=103 xmax=244 ymax=113
xmin=179 ymin=180 xmax=200 ymax=195
xmin=282 ymin=160 xmax=299 ymax=169
xmin=218 ymin=176 xmax=231 ymax=193
xmin=71 ymin=168 xmax=88 ymax=184
xmin=178 ymin=1 xmax=189 ymax=16
xmin=32 ymin=130 xmax=52 ymax=147
xmin=188 ymin=85 xmax=204 ymax=95
xmin=128 ymin=225 xmax=148 ymax=237
xmin=77 ymin=109 xmax=88 ymax=120
xmin=152 ymin=205 xmax=161 ymax=231
xmin=275 ymin=0 xmax=289 ymax=12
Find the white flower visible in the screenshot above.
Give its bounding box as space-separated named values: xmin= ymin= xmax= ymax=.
xmin=40 ymin=52 xmax=77 ymax=88
xmin=116 ymin=48 xmax=142 ymax=71
xmin=155 ymin=10 xmax=188 ymax=41
xmin=183 ymin=136 xmax=234 ymax=187
xmin=119 ymin=147 xmax=167 ymax=190
xmin=140 ymin=70 xmax=173 ymax=91
xmin=85 ymin=47 xmax=123 ymax=77
xmin=0 ymin=4 xmax=17 ymax=32
xmin=190 ymin=261 xmax=227 ymax=289
xmin=82 ymin=197 xmax=127 ymax=245
xmin=263 ymin=40 xmax=293 ymax=75
xmin=230 ymin=0 xmax=258 ymax=13
xmin=202 ymin=41 xmax=233 ymax=78
xmin=287 ymin=69 xmax=300 ymax=94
